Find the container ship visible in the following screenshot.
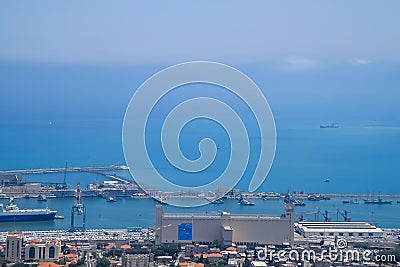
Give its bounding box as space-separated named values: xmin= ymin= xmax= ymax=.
xmin=0 ymin=200 xmax=57 ymax=222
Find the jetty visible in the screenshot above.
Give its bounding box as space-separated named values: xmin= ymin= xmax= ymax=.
xmin=0 ymin=165 xmax=131 ymax=184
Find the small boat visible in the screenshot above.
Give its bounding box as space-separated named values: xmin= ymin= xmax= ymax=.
xmin=54 ymin=215 xmax=64 ymax=219
xmin=106 ymin=196 xmax=116 ymax=202
xmin=343 ymin=200 xmax=350 ymax=204
xmin=37 ymin=195 xmax=47 ymax=202
xmin=397 ymin=201 xmax=400 ymax=204
xmin=324 ymin=178 xmax=330 ymax=183
xmin=293 ymin=200 xmax=306 ymax=206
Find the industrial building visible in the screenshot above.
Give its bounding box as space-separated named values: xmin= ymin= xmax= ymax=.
xmin=155 ymin=204 xmax=294 ymax=246
xmin=295 ymin=221 xmax=384 ymax=238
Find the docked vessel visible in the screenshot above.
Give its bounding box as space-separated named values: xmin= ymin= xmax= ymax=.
xmin=0 ymin=200 xmax=57 ymax=222
xmin=37 ymin=194 xmax=47 ymax=201
xmin=364 ymin=197 xmax=392 ymax=204
xmin=307 ymin=194 xmax=330 ymax=201
xmin=238 ymin=195 xmax=255 ymax=206
xmin=343 ymin=199 xmax=359 ymax=204
xmin=284 ymin=193 xmax=306 ymax=206
xmin=211 ymin=199 xmax=224 ymax=204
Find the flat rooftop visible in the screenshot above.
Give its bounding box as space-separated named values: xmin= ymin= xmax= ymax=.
xmin=296 ymin=222 xmax=383 ymax=233
xmin=162 ymin=213 xmax=283 ymax=220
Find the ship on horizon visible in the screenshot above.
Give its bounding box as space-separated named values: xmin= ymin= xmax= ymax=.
xmin=320 ymin=123 xmax=339 ymax=129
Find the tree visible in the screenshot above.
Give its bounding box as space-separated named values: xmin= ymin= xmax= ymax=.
xmin=212 ymin=239 xmax=224 ymax=250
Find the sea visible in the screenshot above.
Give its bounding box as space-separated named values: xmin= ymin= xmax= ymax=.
xmin=0 ymin=62 xmax=399 ymax=231
xmin=0 ymin=119 xmax=399 ymax=231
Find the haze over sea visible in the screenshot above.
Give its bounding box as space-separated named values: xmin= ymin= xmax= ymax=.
xmin=1 ymin=62 xmax=399 ymax=193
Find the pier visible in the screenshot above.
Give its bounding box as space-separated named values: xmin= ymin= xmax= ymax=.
xmin=0 ymin=165 xmax=132 ymax=184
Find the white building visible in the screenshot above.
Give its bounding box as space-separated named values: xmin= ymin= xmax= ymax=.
xmin=155 ymin=204 xmax=294 ymax=246
xmin=25 ymin=239 xmax=61 ymax=261
xmin=295 ymin=221 xmax=384 ymax=238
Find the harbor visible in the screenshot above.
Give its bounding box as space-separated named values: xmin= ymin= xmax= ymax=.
xmin=1 ymin=191 xmax=400 ymax=231
xmin=1 ymin=166 xmax=400 ymax=231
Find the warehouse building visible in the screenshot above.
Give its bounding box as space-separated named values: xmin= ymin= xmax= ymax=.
xmin=295 ymin=221 xmax=384 ymax=238
xmin=155 ymin=204 xmax=294 ymax=247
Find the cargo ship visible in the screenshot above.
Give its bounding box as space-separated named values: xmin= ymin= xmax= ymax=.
xmin=0 ymin=200 xmax=57 ymax=222
xmin=320 ymin=123 xmax=339 ymax=129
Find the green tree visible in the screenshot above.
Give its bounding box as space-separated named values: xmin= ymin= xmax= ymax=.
xmin=216 ymin=259 xmax=226 ymax=267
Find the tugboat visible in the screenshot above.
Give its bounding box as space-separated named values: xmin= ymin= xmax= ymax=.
xmin=106 ymin=196 xmax=116 ymax=202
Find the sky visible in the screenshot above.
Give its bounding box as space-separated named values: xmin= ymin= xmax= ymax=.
xmin=0 ymin=1 xmax=399 ymax=123
xmin=0 ymin=1 xmax=399 ymax=65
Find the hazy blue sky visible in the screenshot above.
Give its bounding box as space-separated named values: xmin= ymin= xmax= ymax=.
xmin=0 ymin=1 xmax=399 ymax=123
xmin=1 ymin=1 xmax=399 ymax=65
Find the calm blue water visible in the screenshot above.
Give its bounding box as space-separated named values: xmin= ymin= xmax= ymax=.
xmin=0 ymin=119 xmax=399 ymax=230
xmin=0 ymin=119 xmax=399 ymax=194
xmin=1 ymin=196 xmax=400 ymax=231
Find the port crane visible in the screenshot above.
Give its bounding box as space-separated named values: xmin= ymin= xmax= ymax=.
xmin=70 ymin=182 xmax=86 ymax=231
xmin=317 ymin=208 xmax=331 ymax=222
xmin=336 ymin=208 xmax=351 ymax=222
